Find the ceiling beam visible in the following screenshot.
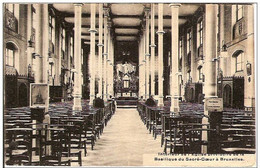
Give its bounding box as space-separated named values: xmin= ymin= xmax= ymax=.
xmin=112 ymin=14 xmax=190 ymax=20
xmin=116 ymin=40 xmax=137 ymax=42
xmin=81 ymin=25 xmax=171 ymax=30
xmin=82 ymin=39 xmax=99 ymax=42
xmin=111 ymin=15 xmax=141 ymax=19
xmin=82 ymin=33 xmax=138 ymax=37
xmin=115 ymin=33 xmax=138 ymax=36
xmin=114 ymin=25 xmax=140 ymax=29
xmin=63 ymin=13 xmax=190 ymax=20
xmin=114 ymin=25 xmax=171 ymax=29
xmin=82 ymin=32 xmax=104 ymax=36
xmin=62 ymin=12 xmax=99 ymax=18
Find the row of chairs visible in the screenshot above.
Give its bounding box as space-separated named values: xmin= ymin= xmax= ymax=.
xmin=220 ymin=108 xmax=255 ymax=154
xmin=4 ymin=100 xmax=116 ymax=166
xmin=137 ymin=101 xmax=255 ymax=154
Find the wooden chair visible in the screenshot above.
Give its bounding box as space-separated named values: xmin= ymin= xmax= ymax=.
xmin=6 ymin=140 xmax=32 ymax=166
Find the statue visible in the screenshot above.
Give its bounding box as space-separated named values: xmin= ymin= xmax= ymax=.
xmin=35 ymin=89 xmax=44 ymax=104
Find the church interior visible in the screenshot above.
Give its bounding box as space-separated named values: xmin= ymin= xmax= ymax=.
xmin=3 ymin=3 xmax=256 ymax=166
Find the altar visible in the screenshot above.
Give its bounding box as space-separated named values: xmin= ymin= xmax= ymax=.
xmin=115 ymin=62 xmax=138 ymax=98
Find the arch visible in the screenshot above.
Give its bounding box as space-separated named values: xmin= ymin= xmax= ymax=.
xmin=6 ymin=40 xmax=19 ymax=50
xmin=5 ymin=42 xmax=18 ymax=66
xmin=232 ymin=50 xmax=244 ymax=73
xmin=5 ymin=41 xmax=20 ymax=72
xmin=18 ymin=83 xmax=28 ymax=107
xmin=190 ymin=88 xmax=194 ymax=103
xmin=229 ymin=44 xmax=245 ymax=57
xmin=223 ymin=84 xmax=232 ymax=108
xmin=232 ymin=50 xmax=244 ymax=57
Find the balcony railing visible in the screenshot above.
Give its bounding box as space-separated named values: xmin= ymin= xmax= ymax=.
xmin=197 ymin=45 xmax=203 ymax=60
xmin=233 ymin=18 xmax=246 ymax=39
xmin=28 ymin=27 xmax=36 ymax=48
xmin=5 ymin=9 xmax=18 ymax=32
xmin=186 ymin=52 xmax=191 ymax=68
xmin=49 ymin=40 xmax=55 ymax=54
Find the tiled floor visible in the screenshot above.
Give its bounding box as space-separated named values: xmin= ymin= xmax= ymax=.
xmin=81 ymin=108 xmax=162 ymax=166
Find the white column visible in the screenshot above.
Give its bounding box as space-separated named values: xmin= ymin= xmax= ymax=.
xmin=150 ymin=4 xmax=156 ymax=96
xmin=219 ymin=5 xmax=227 ymax=76
xmin=181 ymin=39 xmax=186 ymax=100
xmin=73 ymin=4 xmax=82 ymax=111
xmin=42 ymin=4 xmax=50 ymax=112
xmin=107 ymin=22 xmax=112 ymax=97
xmin=157 ymin=4 xmax=164 ymax=106
xmin=111 ymin=37 xmax=114 ymax=97
xmin=42 ymin=4 xmax=49 ymax=84
xmin=138 ymin=37 xmax=142 ymax=98
xmin=244 ymin=5 xmax=255 ymax=108
xmin=26 ymin=5 xmax=32 ymax=74
xmin=145 ymin=7 xmax=150 ymax=99
xmin=202 ymin=4 xmax=218 ymax=153
xmin=98 ymin=4 xmax=104 ymax=97
xmin=142 ymin=27 xmax=147 ymax=99
xmin=34 ymin=4 xmax=42 ymax=83
xmin=170 ymin=4 xmax=181 ymax=113
xmin=89 ymin=4 xmax=97 ymax=105
xmin=32 ymin=4 xmax=41 ymax=151
xmin=139 ymin=35 xmax=144 ymax=99
xmin=103 ymin=7 xmax=109 ymax=101
xmin=141 ymin=35 xmax=146 ymax=98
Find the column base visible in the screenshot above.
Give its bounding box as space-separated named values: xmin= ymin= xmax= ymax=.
xmin=170 ymin=97 xmax=179 ymax=112
xmin=170 ymin=107 xmax=180 ymax=113
xmin=201 ymin=116 xmax=209 ymax=154
xmin=103 ymin=94 xmax=108 ymax=102
xmin=170 ymin=111 xmax=180 ymax=116
xmin=89 ymin=95 xmax=95 ymax=105
xmin=158 ymin=96 xmax=164 ymax=106
xmin=43 ymin=114 xmax=51 ymax=155
xmin=73 ymin=97 xmax=82 ymax=111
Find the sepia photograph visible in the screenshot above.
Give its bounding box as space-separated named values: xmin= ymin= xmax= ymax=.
xmin=2 ymin=1 xmax=257 ymax=167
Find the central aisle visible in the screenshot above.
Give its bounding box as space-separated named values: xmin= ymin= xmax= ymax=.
xmin=82 ymin=108 xmax=162 ymax=166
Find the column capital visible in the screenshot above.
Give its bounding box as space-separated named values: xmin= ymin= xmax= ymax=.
xmin=103 ymin=53 xmax=108 ymax=56
xmin=144 ymin=7 xmax=151 ymax=16
xmin=145 ymin=53 xmax=151 ymax=57
xmin=107 ymin=21 xmax=112 ymax=28
xmin=150 ymin=44 xmax=156 ymax=48
xmin=74 ymin=3 xmax=83 ymax=7
xmin=144 ymin=7 xmax=151 ymax=11
xmin=97 ymin=43 xmax=104 ymax=47
xmin=169 ymin=3 xmax=181 ymax=8
xmin=156 ymin=30 xmax=165 ymax=34
xmin=88 ymin=29 xmax=97 ymax=33
xmin=73 ymin=94 xmax=82 ymax=99
xmin=103 ymin=7 xmax=110 ymax=17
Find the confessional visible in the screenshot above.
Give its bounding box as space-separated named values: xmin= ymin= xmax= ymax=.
xmin=217 ymin=76 xmax=244 ymax=109
xmin=184 ymin=82 xmax=203 ymax=103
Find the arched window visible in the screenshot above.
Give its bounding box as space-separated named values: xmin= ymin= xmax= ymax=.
xmin=61 ymin=27 xmax=66 ymax=59
xmin=49 ymin=12 xmax=55 ymax=53
xmin=236 ymin=5 xmax=243 ymax=21
xmin=187 ymin=29 xmax=192 ymax=54
xmin=233 ymin=50 xmax=244 ymax=72
xmin=5 ymin=42 xmax=17 ymax=67
xmin=197 ymin=19 xmax=203 ymax=47
xmin=198 ymin=66 xmax=203 ymax=81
